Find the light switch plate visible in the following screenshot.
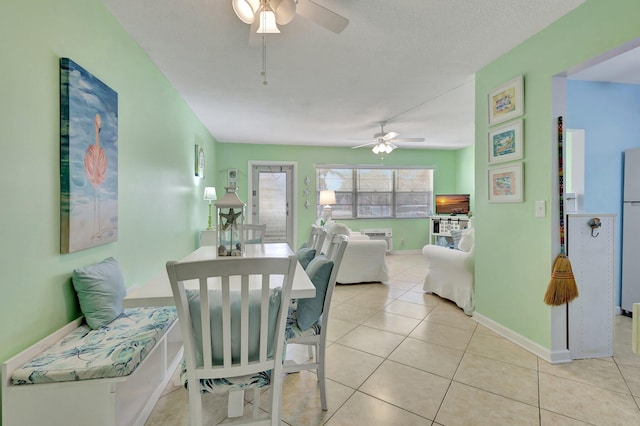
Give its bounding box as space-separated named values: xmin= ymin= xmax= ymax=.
xmin=535 ymin=200 xmax=546 ymax=217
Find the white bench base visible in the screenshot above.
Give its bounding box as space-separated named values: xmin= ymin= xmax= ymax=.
xmin=2 ymin=316 xmax=183 ymax=426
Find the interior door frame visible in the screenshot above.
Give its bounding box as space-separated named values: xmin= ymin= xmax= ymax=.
xmin=248 ymin=161 xmax=297 ymax=248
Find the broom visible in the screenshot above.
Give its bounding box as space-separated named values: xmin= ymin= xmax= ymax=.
xmin=544 ymin=116 xmax=579 ymax=306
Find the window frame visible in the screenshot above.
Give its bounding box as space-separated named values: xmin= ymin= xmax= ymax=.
xmin=316 ymin=165 xmax=434 ymax=219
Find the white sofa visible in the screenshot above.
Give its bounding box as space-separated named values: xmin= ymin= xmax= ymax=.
xmin=322 ymin=222 xmax=390 ymax=284
xmin=422 ymin=225 xmax=474 ymax=315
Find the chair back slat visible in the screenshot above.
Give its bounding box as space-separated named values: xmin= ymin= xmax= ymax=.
xmin=200 ymin=277 xmax=213 ymax=369
xmin=259 ymin=275 xmax=269 ymax=362
xmin=240 ymin=276 xmax=250 ymax=366
xmin=221 ymin=277 xmax=232 ymax=369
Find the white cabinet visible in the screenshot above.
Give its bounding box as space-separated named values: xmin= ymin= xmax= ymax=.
xmin=199 ymin=230 xmax=216 ymax=247
xmin=429 ymin=216 xmax=470 ymax=245
xmin=567 ymin=213 xmax=615 ymax=359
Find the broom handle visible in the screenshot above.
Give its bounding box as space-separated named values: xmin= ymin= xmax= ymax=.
xmin=558 ymin=116 xmax=566 ymax=255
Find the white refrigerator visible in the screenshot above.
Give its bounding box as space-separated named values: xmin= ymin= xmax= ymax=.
xmin=622 ymin=147 xmax=640 ymax=314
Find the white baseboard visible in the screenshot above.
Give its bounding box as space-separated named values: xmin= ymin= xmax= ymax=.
xmin=615 ymin=305 xmax=622 ymax=316
xmin=473 ymin=311 xmax=572 ymax=364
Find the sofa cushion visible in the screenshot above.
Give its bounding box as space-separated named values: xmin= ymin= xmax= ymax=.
xmin=458 ymin=228 xmax=474 ymax=252
xmin=296 ymin=255 xmax=334 ymax=330
xmin=327 ymin=222 xmax=350 ymax=236
xmin=72 ymin=257 xmax=127 ymax=329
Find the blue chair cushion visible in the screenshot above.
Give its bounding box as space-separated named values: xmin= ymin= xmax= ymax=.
xmin=185 ymin=288 xmax=281 ymax=366
xmin=295 ymin=255 xmax=333 ymax=331
xmin=296 ymin=246 xmax=316 ymax=270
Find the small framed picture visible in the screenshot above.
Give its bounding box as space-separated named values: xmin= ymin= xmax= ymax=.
xmin=488 ymin=163 xmax=523 ymax=203
xmin=488 ymin=119 xmax=524 ymax=164
xmin=228 ymin=168 xmax=238 ymax=186
xmin=488 ymin=75 xmax=524 ymax=126
xmin=195 ymin=145 xmax=205 ymax=178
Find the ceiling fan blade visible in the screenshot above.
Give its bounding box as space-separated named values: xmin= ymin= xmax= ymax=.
xmin=393 ymin=138 xmax=426 ymax=143
xmin=352 ymin=141 xmax=376 ymax=149
xmin=273 ymin=0 xmax=296 ymax=25
xmin=383 ymin=131 xmax=398 ymax=141
xmin=296 ymin=0 xmax=349 ymax=33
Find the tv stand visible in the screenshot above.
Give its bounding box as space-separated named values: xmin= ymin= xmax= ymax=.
xmin=429 ymin=216 xmax=470 ymax=245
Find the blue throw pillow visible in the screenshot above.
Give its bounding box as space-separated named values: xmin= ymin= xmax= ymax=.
xmin=186 ymin=288 xmax=281 ymax=366
xmin=296 ymin=246 xmax=316 ymax=270
xmin=449 ymin=229 xmax=464 ymax=250
xmin=296 ymin=256 xmax=334 ymax=331
xmin=71 ymin=257 xmax=127 ymax=329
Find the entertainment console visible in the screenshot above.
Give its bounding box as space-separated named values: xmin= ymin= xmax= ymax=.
xmin=429 ymin=215 xmax=470 ymax=245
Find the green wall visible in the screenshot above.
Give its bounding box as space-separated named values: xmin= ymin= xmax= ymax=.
xmin=0 ymin=0 xmax=215 ymax=377
xmin=215 ymin=143 xmax=463 ymax=251
xmin=474 ymin=0 xmax=640 ymax=349
xmin=455 ymin=145 xmax=476 ymax=214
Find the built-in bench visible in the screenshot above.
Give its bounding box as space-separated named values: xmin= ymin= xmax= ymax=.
xmin=2 ymin=306 xmax=182 ymax=426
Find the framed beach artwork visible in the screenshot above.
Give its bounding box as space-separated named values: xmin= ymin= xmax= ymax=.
xmin=195 ymin=145 xmax=205 ymax=178
xmin=488 ymin=163 xmax=523 ymax=203
xmin=488 ymin=119 xmax=524 ymax=164
xmin=488 ymin=75 xmax=524 ymax=126
xmin=60 ymin=58 xmax=118 ymax=253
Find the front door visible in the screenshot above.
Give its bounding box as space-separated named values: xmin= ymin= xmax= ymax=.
xmin=249 ymin=163 xmax=295 ymax=248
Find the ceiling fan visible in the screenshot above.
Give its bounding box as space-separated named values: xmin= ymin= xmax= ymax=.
xmin=232 ymin=0 xmax=349 ymax=39
xmin=352 ymin=122 xmax=426 ymax=154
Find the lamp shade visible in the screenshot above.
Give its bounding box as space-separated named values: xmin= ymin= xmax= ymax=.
xmin=203 ymin=187 xmax=217 ymax=201
xmin=319 ymin=190 xmax=336 ymax=205
xmin=256 ymin=8 xmax=280 ymax=33
xmin=232 ymin=0 xmax=259 ymax=24
xmin=215 ymin=186 xmax=246 ymax=209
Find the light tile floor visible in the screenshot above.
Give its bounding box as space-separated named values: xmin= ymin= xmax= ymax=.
xmin=146 ymin=253 xmax=640 ymax=425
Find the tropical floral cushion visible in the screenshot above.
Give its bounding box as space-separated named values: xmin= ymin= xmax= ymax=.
xmin=285 ymin=306 xmax=321 ymax=340
xmin=180 ymin=360 xmax=272 ymax=394
xmin=11 ymin=306 xmax=177 ymax=384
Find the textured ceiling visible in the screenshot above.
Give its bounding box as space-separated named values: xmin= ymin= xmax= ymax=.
xmin=103 ymin=0 xmax=586 ymax=150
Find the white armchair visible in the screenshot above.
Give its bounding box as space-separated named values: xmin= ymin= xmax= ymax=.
xmin=422 ymin=226 xmax=474 ymax=315
xmin=322 ymin=222 xmax=389 ymax=284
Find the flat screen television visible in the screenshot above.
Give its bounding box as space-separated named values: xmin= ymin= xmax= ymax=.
xmin=435 ymin=194 xmax=470 ymax=215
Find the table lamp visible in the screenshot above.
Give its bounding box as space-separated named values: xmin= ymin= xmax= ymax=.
xmin=319 ymin=190 xmax=336 ymax=224
xmin=203 ymin=187 xmax=217 ymax=230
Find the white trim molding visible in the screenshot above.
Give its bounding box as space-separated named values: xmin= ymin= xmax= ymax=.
xmin=473 ymin=311 xmax=572 ymax=365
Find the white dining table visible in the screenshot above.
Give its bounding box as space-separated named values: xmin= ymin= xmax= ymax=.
xmin=124 ymin=243 xmax=315 ymax=308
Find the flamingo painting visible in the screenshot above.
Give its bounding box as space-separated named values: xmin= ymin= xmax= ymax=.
xmin=85 ymin=113 xmax=108 ymax=239
xmin=60 ymin=58 xmax=118 ymax=253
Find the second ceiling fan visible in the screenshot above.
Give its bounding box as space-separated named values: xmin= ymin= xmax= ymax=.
xmin=352 ymin=122 xmax=426 ymax=154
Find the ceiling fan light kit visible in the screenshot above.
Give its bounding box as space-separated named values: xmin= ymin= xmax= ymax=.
xmin=232 ymin=0 xmax=258 ymax=24
xmin=256 ymin=7 xmax=280 ymax=33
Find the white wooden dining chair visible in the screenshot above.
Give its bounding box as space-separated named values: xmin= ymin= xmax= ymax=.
xmin=244 ymin=223 xmax=267 ymax=244
xmin=307 ymin=224 xmax=328 ymax=254
xmin=284 ymin=233 xmax=348 ymax=410
xmin=166 ymin=255 xmax=297 ymax=426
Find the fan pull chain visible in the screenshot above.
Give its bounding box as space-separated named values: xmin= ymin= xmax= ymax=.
xmin=261 ymin=32 xmax=268 ymax=85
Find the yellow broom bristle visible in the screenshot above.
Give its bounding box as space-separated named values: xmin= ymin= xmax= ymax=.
xmin=544 ymin=255 xmax=579 ymax=306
